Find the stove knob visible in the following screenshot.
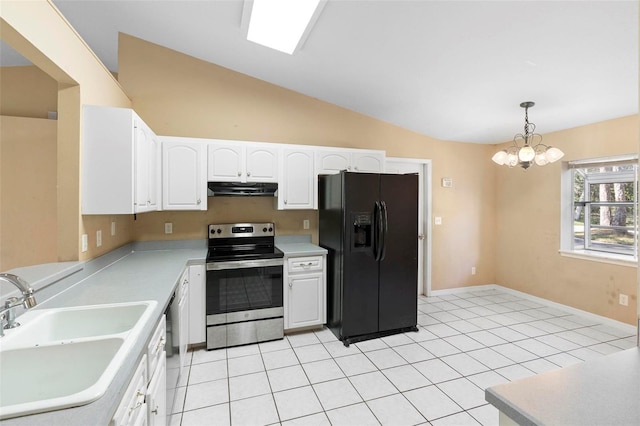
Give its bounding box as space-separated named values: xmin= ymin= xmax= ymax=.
xmin=268 ymin=227 xmax=273 ymax=232
xmin=263 ymin=227 xmax=268 ymax=233
xmin=216 ymin=229 xmax=222 ymax=234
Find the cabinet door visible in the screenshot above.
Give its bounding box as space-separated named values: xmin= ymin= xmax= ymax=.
xmin=134 ymin=119 xmax=151 ymax=213
xmin=146 ymin=355 xmax=166 ymax=426
xmin=147 ymin=134 xmax=162 ymax=210
xmin=207 ymin=143 xmax=244 ymax=181
xmin=162 ymin=140 xmax=207 ymax=210
xmin=287 ymin=273 xmax=323 ymax=329
xmin=352 ymin=152 xmax=384 ymax=173
xmin=279 ymin=148 xmax=315 ymax=210
xmin=316 ymin=151 xmax=351 ymax=175
xmin=246 ymin=145 xmax=279 ymax=182
xmin=188 ymin=265 xmax=205 ymax=345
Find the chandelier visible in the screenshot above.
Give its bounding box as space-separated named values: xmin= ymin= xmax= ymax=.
xmin=492 ymin=101 xmax=564 ymax=170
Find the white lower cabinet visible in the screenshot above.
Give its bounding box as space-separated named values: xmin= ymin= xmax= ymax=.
xmin=111 ymin=355 xmax=148 ymax=426
xmin=112 ymin=316 xmax=167 ymax=426
xmin=284 ymin=255 xmax=326 ymax=330
xmin=188 ymin=264 xmax=206 ymax=345
xmin=146 ymin=316 xmax=167 ymax=426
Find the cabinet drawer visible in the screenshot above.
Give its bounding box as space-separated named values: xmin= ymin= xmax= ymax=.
xmin=147 ymin=315 xmax=166 ymax=379
xmin=287 ymin=256 xmax=323 ymax=273
xmin=111 ymin=355 xmax=148 ymax=426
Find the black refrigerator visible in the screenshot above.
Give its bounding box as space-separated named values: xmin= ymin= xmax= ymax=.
xmin=319 ymin=171 xmax=418 ymax=346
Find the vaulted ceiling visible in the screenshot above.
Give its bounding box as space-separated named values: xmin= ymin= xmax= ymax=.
xmin=3 ymin=0 xmax=638 ymax=144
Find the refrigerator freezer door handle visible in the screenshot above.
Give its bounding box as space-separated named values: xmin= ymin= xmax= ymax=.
xmin=373 ymin=201 xmax=381 ymax=261
xmin=380 ymin=201 xmax=388 ymax=261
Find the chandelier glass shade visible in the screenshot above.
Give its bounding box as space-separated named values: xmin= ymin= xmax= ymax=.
xmin=492 ymin=101 xmax=564 ymax=170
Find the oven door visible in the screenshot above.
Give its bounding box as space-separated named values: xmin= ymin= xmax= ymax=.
xmin=206 ymin=258 xmax=284 ymax=349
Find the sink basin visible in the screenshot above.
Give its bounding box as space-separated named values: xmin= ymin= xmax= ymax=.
xmin=0 ymin=338 xmax=124 ymax=418
xmin=0 ymin=301 xmax=157 ymax=419
xmin=2 ymin=302 xmax=153 ymax=347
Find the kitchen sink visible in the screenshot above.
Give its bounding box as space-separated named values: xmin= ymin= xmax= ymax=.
xmin=0 ymin=338 xmax=124 ymax=417
xmin=0 ymin=301 xmax=157 ymax=419
xmin=2 ymin=301 xmax=154 ymax=347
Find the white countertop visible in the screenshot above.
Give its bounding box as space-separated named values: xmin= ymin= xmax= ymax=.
xmin=0 ymin=245 xmax=206 ymax=426
xmin=486 ymin=347 xmax=640 ymax=426
xmin=275 ymin=235 xmax=327 ymax=256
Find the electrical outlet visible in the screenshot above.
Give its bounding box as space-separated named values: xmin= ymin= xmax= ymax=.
xmin=471 ymin=267 xmax=476 ymax=275
xmin=303 ymin=219 xmax=310 ymax=230
xmin=81 ymin=234 xmax=88 ymax=252
xmin=165 ymin=222 xmax=173 ymax=234
xmin=619 ymin=293 xmax=629 ymax=306
xmin=434 ymin=217 xmax=442 ymax=225
xmin=96 ymin=230 xmax=102 ymax=247
xmin=111 ymin=221 xmax=116 ymax=236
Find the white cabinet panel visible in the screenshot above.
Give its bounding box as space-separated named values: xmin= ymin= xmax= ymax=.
xmin=246 ymin=145 xmax=279 ymax=182
xmin=278 ymin=148 xmax=315 ymax=210
xmin=146 ymin=352 xmax=166 ymax=426
xmin=161 ymin=138 xmax=207 ymax=211
xmin=188 ymin=264 xmax=206 ymax=345
xmin=82 ymin=105 xmax=161 ymax=215
xmin=207 ymin=143 xmax=243 ymax=181
xmin=284 ymin=254 xmax=326 ymax=330
xmin=316 ymin=151 xmax=351 ymax=175
xmin=352 ymin=152 xmax=384 ymax=173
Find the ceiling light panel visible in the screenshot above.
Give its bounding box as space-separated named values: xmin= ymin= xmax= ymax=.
xmin=247 ymin=0 xmax=321 ymax=54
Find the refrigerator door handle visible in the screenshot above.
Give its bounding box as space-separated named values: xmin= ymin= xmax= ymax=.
xmin=380 ymin=200 xmax=388 ymax=261
xmin=373 ymin=201 xmax=381 ymax=261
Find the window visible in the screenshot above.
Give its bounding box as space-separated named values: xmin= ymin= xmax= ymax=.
xmin=562 ymin=155 xmax=638 ymax=262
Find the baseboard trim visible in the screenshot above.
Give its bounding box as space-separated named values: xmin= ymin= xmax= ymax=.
xmin=429 ymin=284 xmax=637 ymax=335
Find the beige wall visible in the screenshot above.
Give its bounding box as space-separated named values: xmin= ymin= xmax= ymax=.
xmin=118 ymin=34 xmax=497 ymax=291
xmin=495 ymin=116 xmax=639 ymax=324
xmin=0 ymin=65 xmax=58 ymax=118
xmin=0 ymin=0 xmax=133 ymax=267
xmin=0 ymin=116 xmax=57 ymax=270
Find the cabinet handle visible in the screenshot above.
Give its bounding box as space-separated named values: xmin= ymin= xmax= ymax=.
xmin=151 ymin=406 xmax=159 ymax=415
xmin=237 ymin=171 xmax=242 ymax=176
xmin=289 ymin=280 xmax=292 ymax=288
xmin=247 ymin=171 xmax=251 ymax=177
xmin=347 ymin=166 xmax=351 ymax=170
xmin=197 ymin=198 xmax=201 ymax=205
xmin=354 ymin=166 xmax=359 ymax=171
xmin=284 ymin=200 xmax=288 ymax=205
xmin=155 ymin=337 xmax=166 ymax=352
xmin=129 ymin=391 xmax=144 ymax=414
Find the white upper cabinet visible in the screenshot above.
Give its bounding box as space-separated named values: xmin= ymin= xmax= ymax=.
xmin=82 ymin=105 xmax=161 ymax=215
xmin=207 ymin=141 xmax=278 ymax=183
xmin=245 ymin=145 xmax=279 ymax=182
xmin=278 ymin=148 xmax=315 ymax=210
xmin=316 ymin=148 xmax=385 ymax=175
xmin=161 ymin=137 xmax=207 ymax=211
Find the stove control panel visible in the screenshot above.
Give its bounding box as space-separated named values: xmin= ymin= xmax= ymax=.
xmin=208 ymin=223 xmax=275 ymax=239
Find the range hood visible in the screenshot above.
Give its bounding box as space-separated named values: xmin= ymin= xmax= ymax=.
xmin=207 ymin=182 xmax=278 ymax=197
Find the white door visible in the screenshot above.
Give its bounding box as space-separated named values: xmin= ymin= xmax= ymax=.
xmin=385 ymin=158 xmax=431 ymax=296
xmin=146 ymin=355 xmax=167 ymax=426
xmin=316 ymin=150 xmax=351 ymax=174
xmin=287 ymin=273 xmax=323 ymax=329
xmin=279 ymin=149 xmax=315 ymax=209
xmin=351 ymin=152 xmax=384 ymax=173
xmin=162 ymin=141 xmax=206 ymax=210
xmin=134 ymin=120 xmax=151 ymax=213
xmin=207 ymin=143 xmax=244 ymax=181
xmin=246 ymin=145 xmax=279 ymax=182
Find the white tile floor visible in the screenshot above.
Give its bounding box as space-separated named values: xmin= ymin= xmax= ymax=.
xmin=170 ymin=289 xmax=637 ymax=426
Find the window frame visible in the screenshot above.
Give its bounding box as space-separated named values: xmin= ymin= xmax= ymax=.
xmin=560 ymin=155 xmax=639 ymax=266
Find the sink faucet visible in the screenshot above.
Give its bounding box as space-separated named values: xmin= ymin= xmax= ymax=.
xmin=0 ymin=273 xmax=37 ymax=337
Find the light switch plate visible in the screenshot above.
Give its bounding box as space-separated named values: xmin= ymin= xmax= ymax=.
xmin=81 ymin=234 xmax=88 ymax=252
xmin=434 ymin=217 xmax=442 ymax=225
xmin=165 ymin=223 xmax=173 ymax=234
xmin=111 ymin=221 xmax=116 ymax=236
xmin=96 ymin=230 xmax=102 ymax=247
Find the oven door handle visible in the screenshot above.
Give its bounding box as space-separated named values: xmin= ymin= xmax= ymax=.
xmin=206 ymin=258 xmax=284 ymax=271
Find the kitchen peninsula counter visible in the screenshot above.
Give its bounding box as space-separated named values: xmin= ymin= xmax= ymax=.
xmin=0 ymin=242 xmax=206 ymax=426
xmin=486 ymin=346 xmax=640 ymax=426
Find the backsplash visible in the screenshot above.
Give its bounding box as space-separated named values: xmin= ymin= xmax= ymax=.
xmin=132 ymin=197 xmax=319 ymax=244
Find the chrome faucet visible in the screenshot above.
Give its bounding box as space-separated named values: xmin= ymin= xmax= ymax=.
xmin=0 ymin=273 xmax=37 ymax=337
